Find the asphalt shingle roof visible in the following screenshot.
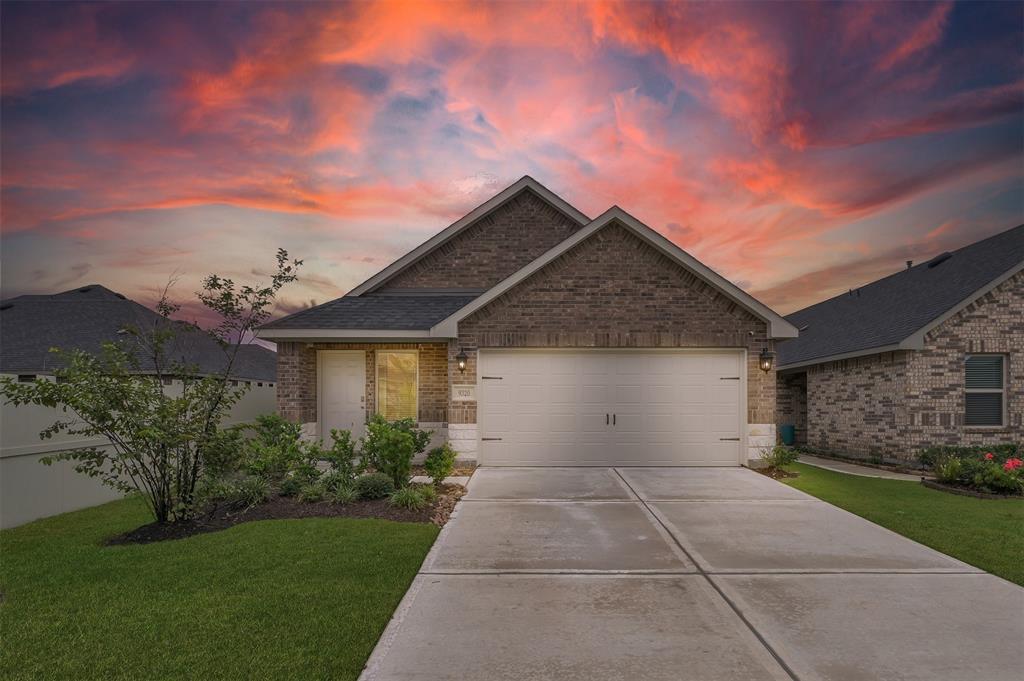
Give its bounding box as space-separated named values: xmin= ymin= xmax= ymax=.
xmin=0 ymin=285 xmax=277 ymax=381
xmin=260 ymin=293 xmax=479 ymax=330
xmin=778 ymin=224 xmax=1024 ymax=368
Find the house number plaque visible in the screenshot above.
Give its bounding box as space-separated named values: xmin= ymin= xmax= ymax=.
xmin=451 ymin=384 xmax=476 ymax=402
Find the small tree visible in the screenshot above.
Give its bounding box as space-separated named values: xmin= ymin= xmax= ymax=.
xmin=0 ymin=250 xmax=301 ymax=523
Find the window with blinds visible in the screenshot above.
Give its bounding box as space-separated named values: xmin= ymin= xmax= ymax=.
xmin=376 ymin=351 xmax=418 ymax=421
xmin=965 ymin=354 xmax=1005 ymax=427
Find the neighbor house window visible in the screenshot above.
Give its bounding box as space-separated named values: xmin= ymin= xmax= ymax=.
xmin=376 ymin=351 xmax=418 ymax=421
xmin=965 ymin=354 xmax=1005 ymax=426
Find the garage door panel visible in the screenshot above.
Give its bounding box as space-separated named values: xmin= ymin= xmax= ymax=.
xmin=478 ymin=350 xmax=743 ymax=467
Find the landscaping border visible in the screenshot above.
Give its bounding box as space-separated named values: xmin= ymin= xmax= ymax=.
xmin=920 ymin=479 xmax=1021 ymax=500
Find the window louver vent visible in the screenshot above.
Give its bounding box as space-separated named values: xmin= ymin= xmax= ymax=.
xmin=965 ymin=355 xmax=1004 ymax=426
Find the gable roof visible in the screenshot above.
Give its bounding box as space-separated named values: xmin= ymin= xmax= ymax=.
xmin=345 ymin=176 xmax=590 ymax=296
xmin=777 ymin=224 xmax=1024 ymax=370
xmin=431 ymin=207 xmax=799 ymax=339
xmin=1 ymin=284 xmax=277 ymax=381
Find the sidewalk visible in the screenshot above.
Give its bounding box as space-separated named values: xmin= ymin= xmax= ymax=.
xmin=798 ymin=454 xmax=925 ymax=481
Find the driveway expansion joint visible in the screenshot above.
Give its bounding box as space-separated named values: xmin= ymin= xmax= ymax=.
xmin=611 ymin=467 xmax=802 ymax=681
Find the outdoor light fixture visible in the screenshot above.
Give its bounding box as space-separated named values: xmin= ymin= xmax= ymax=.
xmin=456 ymin=349 xmax=468 ymax=373
xmin=759 ymin=347 xmax=776 ymax=373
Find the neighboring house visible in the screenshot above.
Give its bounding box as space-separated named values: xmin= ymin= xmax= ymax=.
xmin=259 ymin=176 xmax=797 ymax=467
xmin=776 ymin=224 xmax=1023 ymax=463
xmin=0 ymin=284 xmax=278 ymax=528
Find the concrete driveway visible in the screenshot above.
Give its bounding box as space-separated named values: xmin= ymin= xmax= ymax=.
xmin=361 ymin=467 xmax=1023 ymax=681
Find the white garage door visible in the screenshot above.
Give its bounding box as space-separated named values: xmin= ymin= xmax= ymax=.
xmin=478 ymin=350 xmax=745 ymax=466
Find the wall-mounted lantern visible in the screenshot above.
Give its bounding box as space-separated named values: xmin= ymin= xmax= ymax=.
xmin=456 ymin=349 xmax=468 ymax=373
xmin=759 ymin=347 xmax=776 ymax=373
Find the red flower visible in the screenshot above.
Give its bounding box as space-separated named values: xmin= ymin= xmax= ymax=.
xmin=1003 ymin=458 xmax=1023 ymax=472
xmin=984 ymin=452 xmax=994 ymax=461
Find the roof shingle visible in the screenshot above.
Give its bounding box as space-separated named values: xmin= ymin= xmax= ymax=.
xmin=778 ymin=224 xmax=1024 ymax=368
xmin=260 ymin=293 xmax=479 ymax=330
xmin=0 ymin=285 xmax=277 ymax=380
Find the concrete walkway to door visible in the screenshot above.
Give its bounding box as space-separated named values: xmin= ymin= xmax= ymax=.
xmin=360 ymin=467 xmax=1023 ymax=681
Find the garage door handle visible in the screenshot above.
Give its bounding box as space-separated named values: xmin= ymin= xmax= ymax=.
xmin=482 ymin=437 xmax=502 ymax=441
xmin=719 ymin=437 xmax=740 ymax=441
xmin=481 ymin=376 xmax=503 ymax=380
xmin=613 ymin=414 xmax=616 ymax=425
xmin=720 ymin=376 xmax=740 ymax=380
xmin=606 ymin=413 xmax=609 ymax=425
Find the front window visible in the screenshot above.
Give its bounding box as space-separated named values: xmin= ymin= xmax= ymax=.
xmin=965 ymin=354 xmax=1005 ymax=427
xmin=376 ymin=351 xmax=418 ymax=420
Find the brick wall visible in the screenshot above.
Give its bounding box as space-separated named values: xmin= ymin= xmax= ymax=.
xmin=797 ymin=270 xmax=1023 ymax=462
xmin=803 ymin=351 xmax=910 ymax=460
xmin=378 ymin=188 xmax=583 ymax=291
xmin=275 ymin=342 xmax=449 ymax=428
xmin=902 ymin=270 xmax=1023 ymax=449
xmin=451 ymin=221 xmax=775 ymax=426
xmin=776 ymin=372 xmax=807 ymax=445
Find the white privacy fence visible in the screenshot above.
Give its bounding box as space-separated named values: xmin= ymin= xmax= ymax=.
xmin=0 ymin=376 xmax=276 ymax=529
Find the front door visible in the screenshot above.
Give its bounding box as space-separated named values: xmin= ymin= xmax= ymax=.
xmin=319 ymin=351 xmax=366 ymax=441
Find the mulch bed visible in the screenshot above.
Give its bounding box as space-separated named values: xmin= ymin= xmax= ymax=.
xmin=756 ymin=466 xmax=799 ymax=480
xmin=920 ymin=479 xmax=1022 ymax=500
xmin=107 ymin=484 xmax=466 ymax=546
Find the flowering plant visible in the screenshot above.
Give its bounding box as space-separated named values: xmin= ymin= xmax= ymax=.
xmin=1003 ymin=458 xmax=1023 ymax=472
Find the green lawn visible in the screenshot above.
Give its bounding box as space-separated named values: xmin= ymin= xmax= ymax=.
xmin=0 ymin=496 xmax=439 ymax=680
xmin=783 ymin=462 xmax=1024 ymax=586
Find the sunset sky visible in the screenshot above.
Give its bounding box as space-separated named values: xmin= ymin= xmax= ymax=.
xmin=2 ymin=0 xmax=1022 ymax=323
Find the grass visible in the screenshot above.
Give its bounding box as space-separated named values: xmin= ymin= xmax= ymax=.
xmin=0 ymin=496 xmax=439 ymax=680
xmin=782 ymin=462 xmax=1024 ymax=586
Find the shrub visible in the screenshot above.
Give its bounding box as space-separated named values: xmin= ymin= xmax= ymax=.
xmin=354 ymin=472 xmax=395 ymax=500
xmin=320 ymin=428 xmax=361 ymax=482
xmin=360 ymin=415 xmax=430 ymax=489
xmin=934 ymin=456 xmax=962 ymax=484
xmin=298 ymin=482 xmax=325 ymax=503
xmin=931 ymin=453 xmax=1023 ymax=495
xmin=762 ymin=445 xmax=798 ymax=469
xmin=233 ymin=475 xmax=271 ymax=507
xmin=424 ymin=444 xmax=457 ymax=485
xmin=291 ymin=461 xmax=322 ymax=485
xmin=244 ymin=414 xmax=308 ymax=482
xmin=320 ymin=470 xmax=351 ymax=494
xmin=197 ymin=474 xmax=269 ymax=511
xmin=201 ymin=427 xmax=246 ymax=479
xmin=331 ymin=485 xmax=358 ymax=505
xmin=416 ymin=483 xmax=437 ymax=504
xmin=918 ymin=444 xmax=1021 ymax=468
xmin=279 ymin=476 xmax=303 ymax=497
xmin=389 ymin=486 xmax=429 ymax=510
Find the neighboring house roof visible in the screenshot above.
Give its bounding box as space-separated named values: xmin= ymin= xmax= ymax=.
xmin=777 ymin=224 xmax=1024 ymax=370
xmin=0 ymin=284 xmax=277 ymax=381
xmin=431 ymin=206 xmax=798 ymax=339
xmin=346 ymin=176 xmax=590 ymax=296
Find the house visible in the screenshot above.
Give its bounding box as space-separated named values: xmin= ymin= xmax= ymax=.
xmin=0 ymin=284 xmax=279 ymax=528
xmin=259 ymin=176 xmax=798 ymax=467
xmin=776 ymin=224 xmax=1023 ymax=463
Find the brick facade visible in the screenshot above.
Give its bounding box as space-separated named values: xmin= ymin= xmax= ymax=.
xmin=450 ymin=221 xmax=776 ymax=430
xmin=782 ymin=270 xmax=1023 ymax=462
xmin=776 ymin=372 xmax=807 ymax=446
xmin=378 ymin=188 xmax=583 ymax=291
xmin=276 ymin=342 xmax=449 ymax=430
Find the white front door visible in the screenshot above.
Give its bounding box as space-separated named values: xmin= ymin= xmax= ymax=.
xmin=319 ymin=351 xmax=366 ymax=441
xmin=477 ymin=349 xmax=744 ymax=466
